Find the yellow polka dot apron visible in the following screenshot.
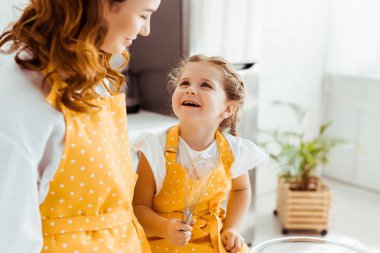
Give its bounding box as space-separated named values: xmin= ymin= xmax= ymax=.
xmin=39 ymin=71 xmax=151 ymax=252
xmin=149 ymin=125 xmax=249 ymax=253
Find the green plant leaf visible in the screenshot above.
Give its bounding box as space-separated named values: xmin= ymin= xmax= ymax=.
xmin=261 ymin=101 xmax=354 ymax=191
xmin=319 ymin=121 xmax=333 ymax=137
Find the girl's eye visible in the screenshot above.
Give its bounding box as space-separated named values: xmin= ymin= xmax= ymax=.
xmin=201 ymin=82 xmax=212 ymax=88
xmin=179 ymin=81 xmax=190 ymax=86
xmin=141 ymin=15 xmax=148 ymax=20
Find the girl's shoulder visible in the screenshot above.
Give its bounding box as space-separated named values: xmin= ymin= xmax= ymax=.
xmin=221 ymin=131 xmax=267 ymax=156
xmin=133 ymin=127 xmax=171 ymax=152
xmin=221 ymin=132 xmax=268 ymax=176
xmin=221 ymin=131 xmax=257 ymax=151
xmin=133 ymin=128 xmax=171 ymax=193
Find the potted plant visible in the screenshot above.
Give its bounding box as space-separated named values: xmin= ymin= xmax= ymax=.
xmin=260 ymin=101 xmax=348 ymax=235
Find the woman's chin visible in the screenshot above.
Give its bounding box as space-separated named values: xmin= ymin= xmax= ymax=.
xmin=99 ymin=44 xmax=125 ymax=55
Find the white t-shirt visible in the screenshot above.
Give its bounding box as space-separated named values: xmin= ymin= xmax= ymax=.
xmin=0 ymin=51 xmax=111 ymax=252
xmin=133 ymin=129 xmax=268 ymax=194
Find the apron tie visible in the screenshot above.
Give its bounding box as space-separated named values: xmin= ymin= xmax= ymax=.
xmin=191 ymin=193 xmax=227 ymax=252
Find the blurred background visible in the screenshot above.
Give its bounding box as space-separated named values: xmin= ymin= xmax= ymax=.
xmin=1 ymin=0 xmax=379 ymax=252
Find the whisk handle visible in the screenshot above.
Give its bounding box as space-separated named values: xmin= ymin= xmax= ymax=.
xmin=182 ymin=212 xmax=192 ymax=225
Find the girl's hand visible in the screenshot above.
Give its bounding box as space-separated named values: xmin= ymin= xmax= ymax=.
xmin=165 ymin=219 xmax=194 ymax=247
xmin=221 ymin=227 xmax=245 ymax=253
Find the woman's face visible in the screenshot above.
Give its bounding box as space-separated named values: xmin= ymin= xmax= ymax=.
xmin=101 ymin=0 xmax=161 ymax=54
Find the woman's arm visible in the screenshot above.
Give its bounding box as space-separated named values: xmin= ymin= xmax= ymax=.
xmin=224 ymin=171 xmax=251 ymax=230
xmin=0 ymin=136 xmax=43 ymax=253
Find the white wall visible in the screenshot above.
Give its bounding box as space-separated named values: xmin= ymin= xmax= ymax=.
xmin=325 ymin=0 xmax=380 ymax=76
xmin=0 ymin=1 xmax=27 ymax=32
xmin=322 ymin=0 xmax=380 ymax=192
xmin=256 ymin=0 xmax=330 ymax=194
xmin=323 ymin=74 xmax=380 ymax=192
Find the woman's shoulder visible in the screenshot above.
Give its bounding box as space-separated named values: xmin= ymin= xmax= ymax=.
xmin=1 ymin=52 xmax=49 ymax=108
xmin=0 ymin=51 xmax=46 ymax=101
xmin=0 ymin=51 xmax=65 ymax=156
xmin=0 ymin=51 xmax=43 ymax=89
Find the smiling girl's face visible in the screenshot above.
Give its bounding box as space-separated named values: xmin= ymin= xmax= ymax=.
xmin=101 ymin=0 xmax=161 ymax=54
xmin=172 ymin=61 xmax=235 ymax=128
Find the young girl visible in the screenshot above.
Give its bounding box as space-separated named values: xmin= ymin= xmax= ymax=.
xmin=133 ymin=54 xmax=268 ymax=253
xmin=0 ymin=0 xmax=160 ymax=252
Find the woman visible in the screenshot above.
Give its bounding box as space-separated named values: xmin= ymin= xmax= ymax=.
xmin=0 ymin=0 xmax=160 ymax=252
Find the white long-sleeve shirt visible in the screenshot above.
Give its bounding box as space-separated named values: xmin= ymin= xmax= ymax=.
xmin=0 ymin=52 xmax=110 ymax=252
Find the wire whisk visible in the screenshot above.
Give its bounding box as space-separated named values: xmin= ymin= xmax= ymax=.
xmin=182 ymin=155 xmax=217 ymax=225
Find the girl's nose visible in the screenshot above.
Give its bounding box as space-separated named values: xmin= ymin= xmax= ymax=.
xmin=186 ymin=86 xmax=197 ymax=95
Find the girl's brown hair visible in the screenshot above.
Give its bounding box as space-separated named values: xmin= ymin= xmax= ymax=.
xmin=168 ymin=54 xmax=246 ymax=136
xmin=0 ymin=0 xmax=128 ymax=112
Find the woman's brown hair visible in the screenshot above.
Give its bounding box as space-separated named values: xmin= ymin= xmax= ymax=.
xmin=168 ymin=54 xmax=246 ymax=136
xmin=0 ymin=0 xmax=128 ymax=112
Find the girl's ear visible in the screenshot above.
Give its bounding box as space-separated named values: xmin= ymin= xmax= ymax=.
xmin=224 ymin=101 xmax=238 ymax=118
